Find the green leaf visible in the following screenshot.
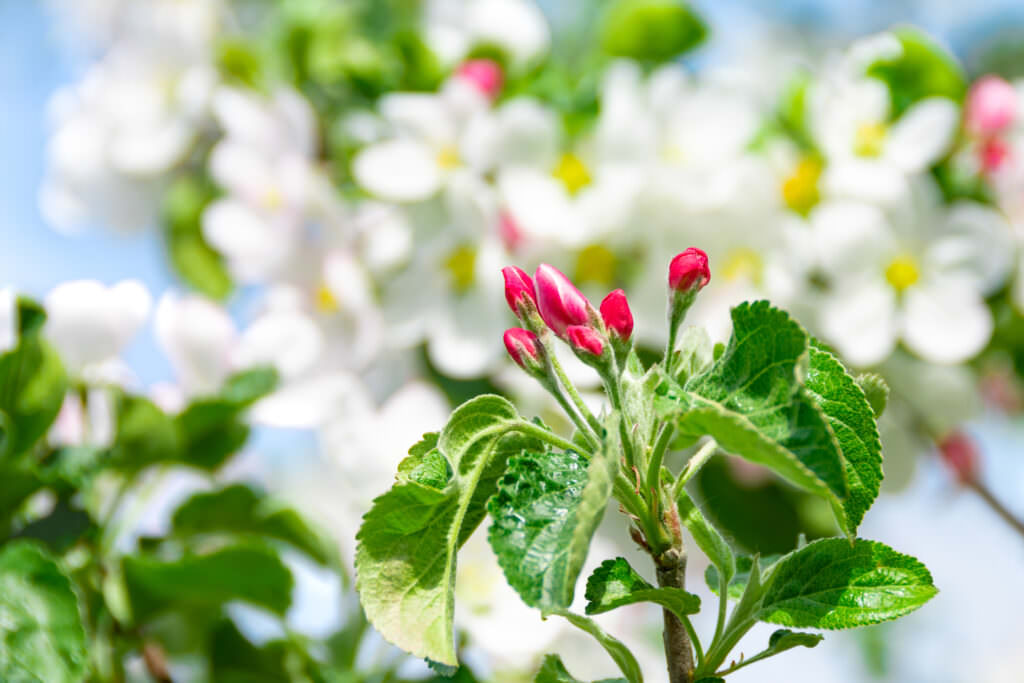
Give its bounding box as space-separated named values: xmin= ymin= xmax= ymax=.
xmin=0 ymin=541 xmax=87 ymax=683
xmin=555 ymin=611 xmax=644 ymax=683
xmin=0 ymin=337 xmax=67 ymax=457
xmin=705 ymin=554 xmax=780 ymax=600
xmin=584 ymin=557 xmax=700 ymax=620
xmin=171 ymin=484 xmax=334 ymax=565
xmin=855 ymin=373 xmax=889 ymax=418
xmin=865 ymin=28 xmax=966 ymax=118
xmin=0 ymin=462 xmax=43 ymax=532
xmin=757 ymin=538 xmax=937 ymax=629
xmin=356 ymin=395 xmax=538 ymax=667
xmin=620 ymin=351 xmax=658 ymax=446
xmin=174 ymin=367 xmax=278 ymax=470
xmin=162 ymin=176 xmax=232 ymax=299
xmin=600 ymin=0 xmax=708 ymax=62
xmin=489 ymin=425 xmax=616 ymax=611
xmin=766 ymin=628 xmax=824 ymax=653
xmin=535 ymin=654 xmax=627 ymax=683
xmin=676 ymin=494 xmax=734 ymax=584
xmin=657 ymin=302 xmax=848 ymax=510
xmin=672 ymin=326 xmax=713 ymax=384
xmin=123 ymin=544 xmax=293 ymax=622
xmin=804 ymin=343 xmax=883 ymax=535
xmin=107 ymin=394 xmax=183 ymax=471
xmin=209 ymin=619 xmax=295 ymax=683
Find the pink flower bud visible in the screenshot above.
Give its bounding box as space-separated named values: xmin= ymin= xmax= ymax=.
xmin=503 ymin=327 xmax=544 ymax=374
xmin=966 ymin=75 xmax=1017 ymax=136
xmin=669 ymin=248 xmax=711 ymax=293
xmin=534 ymin=264 xmax=591 ymax=336
xmin=938 ymin=430 xmax=979 ymax=483
xmin=457 ymin=59 xmax=503 ymax=99
xmin=567 ymin=325 xmax=604 ymax=357
xmin=600 ymin=289 xmax=633 ymax=341
xmin=502 ymin=266 xmax=537 ymax=316
xmin=499 ymin=211 xmax=524 ymax=252
xmin=980 ymin=138 xmax=1010 ymax=173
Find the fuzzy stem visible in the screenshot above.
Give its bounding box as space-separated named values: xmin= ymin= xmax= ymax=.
xmin=657 ymin=552 xmax=695 ymax=683
xmin=547 ymin=346 xmax=604 ymax=435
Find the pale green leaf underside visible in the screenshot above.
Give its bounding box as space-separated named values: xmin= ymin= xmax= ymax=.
xmin=705 ymin=554 xmax=781 ymax=600
xmin=805 ymin=343 xmax=883 ymax=535
xmin=555 ymin=611 xmax=644 ymax=683
xmin=535 ymin=654 xmax=627 ymax=683
xmin=758 ymin=538 xmax=937 ymax=629
xmin=488 ymin=420 xmax=616 ymax=611
xmin=584 ymin=557 xmax=700 ymax=620
xmin=0 ymin=542 xmax=87 ymax=683
xmin=656 ymin=301 xmax=849 ymax=524
xmin=767 ymin=628 xmax=824 ymax=653
xmin=356 ymin=395 xmax=539 ymax=667
xmin=677 ymin=494 xmax=735 ymax=585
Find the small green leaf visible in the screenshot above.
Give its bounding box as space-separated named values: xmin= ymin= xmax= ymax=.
xmin=677 ymin=494 xmax=735 ymax=585
xmin=584 ymin=557 xmax=700 ymax=619
xmin=758 ymin=538 xmax=937 ymax=629
xmin=767 ymin=628 xmax=824 ymax=653
xmin=108 ymin=394 xmax=182 ymax=470
xmin=672 ymin=326 xmax=714 ymax=384
xmin=0 ymin=541 xmax=87 ymax=683
xmin=123 ymin=544 xmax=293 ymax=623
xmin=488 ymin=424 xmax=616 ymax=611
xmin=804 ymin=343 xmax=883 ymax=535
xmin=620 ymin=351 xmax=658 ymax=445
xmin=356 ymin=395 xmax=538 ymax=667
xmin=600 ymin=0 xmax=707 ymax=62
xmin=866 ymin=28 xmax=966 ymax=118
xmin=535 ymin=654 xmax=628 ymax=683
xmin=0 ymin=462 xmax=43 ymax=532
xmin=171 ymin=484 xmax=334 ymax=565
xmin=855 ymin=373 xmax=889 ymax=418
xmin=555 ymin=611 xmax=644 ymax=683
xmin=0 ymin=337 xmax=67 ymax=457
xmin=162 ymin=176 xmax=233 ymax=299
xmin=657 ymin=302 xmax=848 ymax=512
xmin=705 ymin=554 xmax=780 ymax=600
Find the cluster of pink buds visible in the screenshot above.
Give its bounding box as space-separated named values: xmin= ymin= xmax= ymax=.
xmin=501 ymin=263 xmax=627 ymax=368
xmin=500 ymin=247 xmax=711 ymax=376
xmin=965 ymin=75 xmax=1018 ymax=174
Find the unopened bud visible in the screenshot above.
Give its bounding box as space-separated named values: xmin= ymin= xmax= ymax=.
xmin=966 ymin=75 xmax=1017 ymax=136
xmin=457 ymin=59 xmax=503 ymax=99
xmin=669 ymin=247 xmax=711 ymax=293
xmin=502 ymin=266 xmax=537 ymax=319
xmin=600 ymin=289 xmax=634 ymax=341
xmin=503 ymin=327 xmax=545 ymax=377
xmin=938 ymin=430 xmax=979 ymax=484
xmin=535 ymin=263 xmax=592 ymax=337
xmin=567 ymin=324 xmax=605 ymax=357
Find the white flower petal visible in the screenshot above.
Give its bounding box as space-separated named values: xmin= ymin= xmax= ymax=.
xmin=822 ymin=159 xmax=909 ymax=205
xmin=201 ymin=199 xmax=297 ymax=282
xmin=497 ymin=169 xmax=585 ymax=246
xmin=154 ymin=292 xmax=237 ymax=395
xmin=885 ymin=97 xmax=959 ymax=172
xmin=902 ymin=280 xmax=992 ymax=364
xmin=466 ymin=0 xmax=550 ymax=66
xmin=250 ymin=373 xmax=357 ymax=428
xmin=352 ymin=139 xmax=443 ymax=202
xmin=821 ymin=282 xmax=898 ymax=367
xmin=928 ymin=202 xmax=1014 ymax=294
xmin=379 ymin=93 xmax=456 ymax=145
xmin=234 ymin=310 xmax=324 ymax=380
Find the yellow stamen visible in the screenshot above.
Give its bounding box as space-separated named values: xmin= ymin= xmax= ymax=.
xmin=781 ymin=157 xmax=822 ymax=216
xmin=574 ymin=244 xmax=616 ymax=286
xmin=722 ymin=248 xmax=763 ymax=285
xmin=262 ymin=186 xmax=284 ymax=210
xmin=553 ymin=153 xmax=592 ymax=195
xmin=854 ymin=122 xmax=887 ymax=158
xmin=444 ymin=244 xmax=477 ymax=293
xmin=315 ymin=284 xmax=339 ymax=313
xmin=885 ymin=256 xmax=920 ymax=292
xmin=436 ymin=145 xmax=460 ymax=169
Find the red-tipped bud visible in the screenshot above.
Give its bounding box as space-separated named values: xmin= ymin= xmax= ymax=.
xmin=503 ymin=327 xmax=544 ymax=376
xmin=600 ymin=289 xmax=633 ymax=341
xmin=567 ymin=325 xmax=604 ymax=357
xmin=534 ymin=264 xmax=591 ymax=336
xmin=669 ymin=248 xmax=711 ymax=293
xmin=502 ymin=266 xmax=537 ymax=317
xmin=980 ymin=138 xmax=1010 ymax=174
xmin=966 ymin=75 xmax=1017 ymax=136
xmin=457 ymin=59 xmax=503 ymax=99
xmin=938 ymin=430 xmax=979 ymax=483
